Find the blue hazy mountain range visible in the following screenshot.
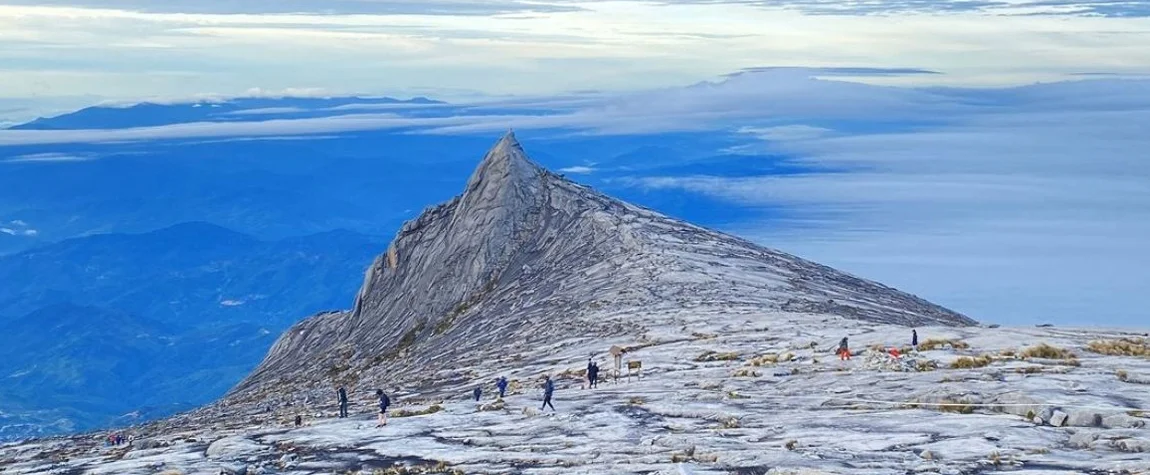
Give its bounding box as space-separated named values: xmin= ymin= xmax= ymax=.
xmin=0 ymin=222 xmax=386 ymax=440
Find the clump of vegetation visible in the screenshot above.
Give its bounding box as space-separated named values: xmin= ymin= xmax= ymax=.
xmin=938 ymin=401 xmax=975 ymax=414
xmin=628 ymin=397 xmax=646 ymax=406
xmin=726 ymin=390 xmax=745 ymax=400
xmin=371 ymin=462 xmax=465 ymax=475
xmin=919 ymin=339 xmax=970 ymax=351
xmin=747 ymin=354 xmax=777 ymax=366
xmin=1117 ymin=369 xmax=1129 ymax=381
xmin=785 ymin=440 xmax=798 ymax=451
xmin=950 ymin=354 xmax=994 ymax=369
xmin=721 ymin=417 xmax=740 ymax=429
xmin=916 ymin=360 xmax=939 ymax=372
xmin=696 ymin=351 xmax=740 ymax=362
xmin=732 ymin=368 xmax=760 ymax=378
xmin=1015 ymin=366 xmax=1044 ymax=374
xmin=391 ymin=404 xmax=443 ymax=418
xmin=1000 ymin=349 xmax=1017 ymax=358
xmin=691 ymin=332 xmax=718 ymax=340
xmin=1087 ymin=338 xmax=1150 ymax=358
xmin=1021 ymin=343 xmax=1075 ymax=360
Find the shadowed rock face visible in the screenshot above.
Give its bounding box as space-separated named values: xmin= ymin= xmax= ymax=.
xmin=229 ymin=132 xmax=975 ymax=402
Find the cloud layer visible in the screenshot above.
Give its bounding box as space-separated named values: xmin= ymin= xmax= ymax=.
xmin=3 ymin=1 xmax=1150 ymax=123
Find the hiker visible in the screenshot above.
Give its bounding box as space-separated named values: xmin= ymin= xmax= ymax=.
xmin=589 ymin=362 xmax=600 ymax=388
xmin=838 ymin=337 xmax=851 ymax=361
xmin=294 ymin=415 xmax=303 ymax=427
xmin=912 ymin=329 xmax=919 ymax=351
xmin=541 ymin=376 xmax=556 ymax=411
xmin=376 ymin=389 xmax=391 ymax=427
xmin=586 ymin=358 xmax=594 ymax=389
xmin=337 ymin=386 xmax=349 ymax=418
xmin=497 ymin=377 xmax=508 ymax=398
xmin=473 ymin=386 xmax=482 ymax=402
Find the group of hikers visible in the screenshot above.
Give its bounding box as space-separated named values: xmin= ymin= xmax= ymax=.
xmin=837 ymin=329 xmax=920 ymax=360
xmin=327 ymin=331 xmax=924 ymax=425
xmin=337 ymin=385 xmax=392 ymax=427
xmin=104 ymin=433 xmax=129 ymax=446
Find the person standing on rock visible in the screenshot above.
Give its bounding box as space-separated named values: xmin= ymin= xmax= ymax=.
xmin=838 ymin=337 xmax=851 ymax=361
xmin=376 ymin=389 xmax=391 ymax=427
xmin=473 ymin=385 xmax=482 ymax=402
xmin=337 ymin=386 xmax=349 ymax=418
xmin=541 ymin=376 xmax=556 ymax=411
xmin=589 ymin=362 xmax=600 ymax=388
xmin=497 ymin=377 xmax=508 ymax=399
xmin=912 ymin=329 xmax=919 ymax=352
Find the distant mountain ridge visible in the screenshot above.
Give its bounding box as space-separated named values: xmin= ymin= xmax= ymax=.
xmin=9 ymin=96 xmax=444 ymax=131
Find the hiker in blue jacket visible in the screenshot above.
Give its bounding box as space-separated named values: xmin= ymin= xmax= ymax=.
xmin=497 ymin=377 xmax=508 ymax=398
xmin=473 ymin=386 xmax=482 ymax=402
xmin=376 ymin=389 xmax=390 ymax=427
xmin=541 ymin=376 xmax=556 ymax=411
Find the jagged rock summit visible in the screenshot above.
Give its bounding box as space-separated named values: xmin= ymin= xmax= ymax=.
xmin=230 ymin=132 xmax=973 ymax=403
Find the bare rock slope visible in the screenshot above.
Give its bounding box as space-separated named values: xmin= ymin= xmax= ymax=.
xmin=230 ymin=132 xmax=973 ymax=405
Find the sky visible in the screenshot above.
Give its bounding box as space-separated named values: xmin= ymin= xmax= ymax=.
xmin=1 ymin=0 xmax=1148 ymax=327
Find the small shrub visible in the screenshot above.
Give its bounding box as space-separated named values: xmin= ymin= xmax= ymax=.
xmin=747 ymin=354 xmax=777 ymax=366
xmin=392 ymin=404 xmax=443 ymax=418
xmin=726 ymin=390 xmax=745 ymax=399
xmin=951 ymin=355 xmax=993 ymax=369
xmin=785 ymin=440 xmax=798 ymax=451
xmin=732 ymin=368 xmax=760 ymax=378
xmin=939 ymin=402 xmax=975 ymax=414
xmin=1087 ymin=338 xmax=1150 ymax=358
xmin=696 ymin=351 xmax=740 ymax=362
xmin=721 ymin=417 xmax=740 ymax=429
xmin=919 ymin=339 xmax=970 ymax=351
xmin=1026 ymin=409 xmax=1037 ymax=420
xmin=1015 ymin=366 xmax=1044 ymax=374
xmin=916 ymin=360 xmax=939 ymax=372
xmin=1117 ymin=370 xmax=1129 ymax=381
xmin=628 ymin=397 xmax=646 ymax=406
xmin=1021 ymin=343 xmax=1075 ymax=360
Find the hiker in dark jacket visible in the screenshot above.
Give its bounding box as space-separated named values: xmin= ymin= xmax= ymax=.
xmin=912 ymin=329 xmax=919 ymax=351
xmin=838 ymin=337 xmax=851 ymax=361
xmin=541 ymin=376 xmax=556 ymax=411
xmin=497 ymin=377 xmax=508 ymax=398
xmin=337 ymin=386 xmax=349 ymax=418
xmin=473 ymin=386 xmax=482 ymax=402
xmin=376 ymin=389 xmax=390 ymax=427
xmin=589 ymin=362 xmax=599 ymax=388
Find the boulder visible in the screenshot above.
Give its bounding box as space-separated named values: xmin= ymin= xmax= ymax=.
xmin=1068 ymin=431 xmax=1099 ymax=449
xmin=1065 ymin=410 xmax=1103 ymax=427
xmin=1048 ymin=410 xmax=1069 ymax=427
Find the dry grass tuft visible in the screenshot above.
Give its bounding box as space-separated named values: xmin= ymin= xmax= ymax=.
xmin=391 ymin=404 xmax=443 ymax=418
xmin=696 ymin=351 xmax=740 ymax=362
xmin=950 ymin=354 xmax=994 ymax=369
xmin=1087 ymin=338 xmax=1150 ymax=358
xmin=1117 ymin=370 xmax=1129 ymax=381
xmin=1015 ymin=366 xmax=1044 ymax=374
xmin=939 ymin=401 xmax=975 ymax=414
xmin=628 ymin=397 xmax=646 ymax=406
xmin=1021 ymin=343 xmax=1075 ymax=360
xmin=732 ymin=368 xmax=760 ymax=378
xmin=919 ymin=339 xmax=970 ymax=351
